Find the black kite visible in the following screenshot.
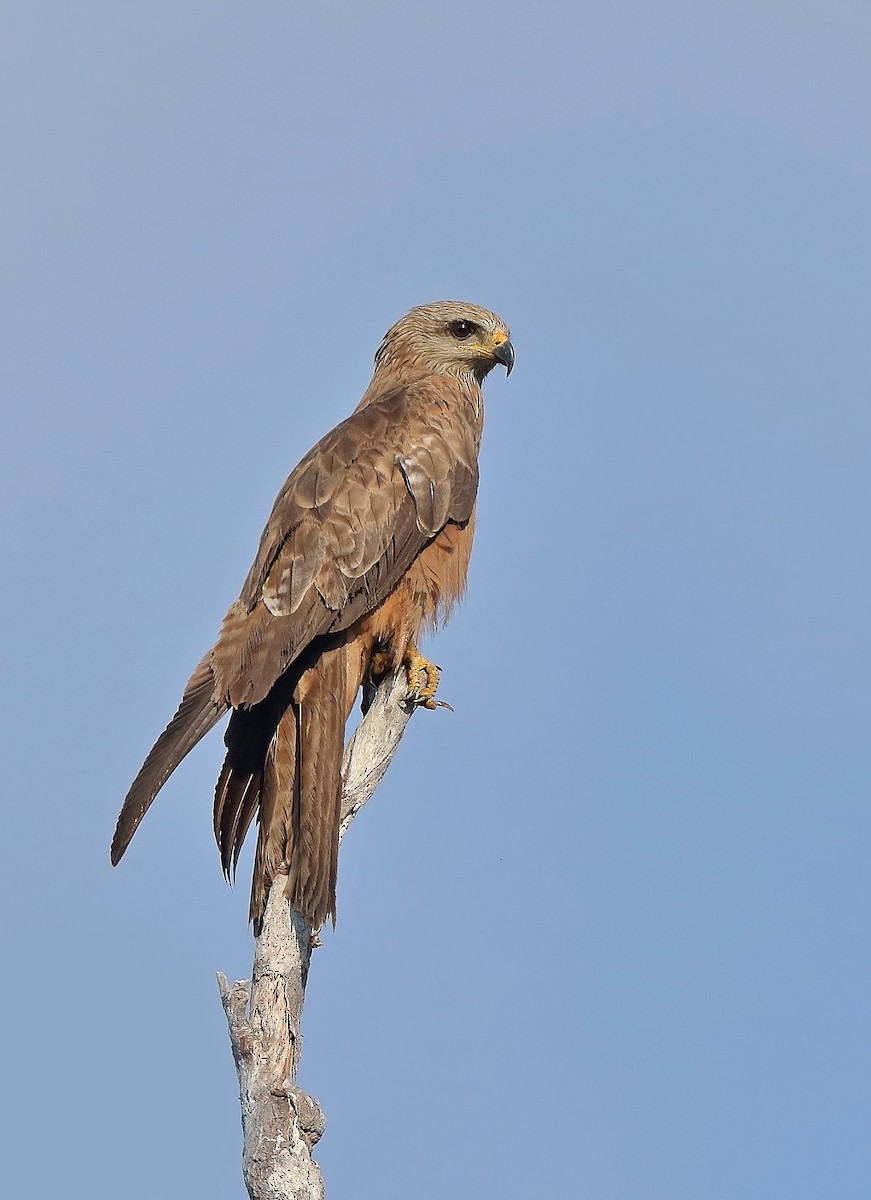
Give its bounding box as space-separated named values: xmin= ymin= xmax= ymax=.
xmin=111 ymin=301 xmax=513 ymax=930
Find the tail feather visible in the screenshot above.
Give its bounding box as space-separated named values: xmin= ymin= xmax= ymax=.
xmin=284 ymin=645 xmax=346 ymax=926
xmin=118 ymin=633 xmax=359 ymax=934
xmin=111 ymin=653 xmax=227 ymax=865
xmin=248 ymin=700 xmax=298 ymax=929
xmin=214 ymin=759 xmax=262 ymax=880
xmin=243 ymin=643 xmax=347 ymax=931
xmin=214 ymin=671 xmax=298 ymax=889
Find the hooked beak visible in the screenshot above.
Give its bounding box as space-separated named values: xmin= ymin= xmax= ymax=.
xmin=492 ymin=336 xmax=515 ymax=375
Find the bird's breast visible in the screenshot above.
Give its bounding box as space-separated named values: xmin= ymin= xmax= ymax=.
xmin=409 ymin=510 xmax=476 ymax=630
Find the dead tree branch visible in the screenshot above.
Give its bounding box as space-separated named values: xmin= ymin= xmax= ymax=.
xmin=218 ymin=669 xmax=417 ymax=1199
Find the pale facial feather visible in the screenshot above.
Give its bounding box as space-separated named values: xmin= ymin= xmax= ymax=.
xmin=373 ymin=300 xmax=511 ymax=382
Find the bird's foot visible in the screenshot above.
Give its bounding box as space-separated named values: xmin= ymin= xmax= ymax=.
xmin=404 ymin=643 xmax=453 ymax=711
xmin=369 ymin=649 xmax=393 ymax=681
xmin=362 ymin=648 xmax=392 ymax=713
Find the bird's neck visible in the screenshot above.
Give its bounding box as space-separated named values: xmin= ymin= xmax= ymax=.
xmin=355 ymin=365 xmax=485 ymax=418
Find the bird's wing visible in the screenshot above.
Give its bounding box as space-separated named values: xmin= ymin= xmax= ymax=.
xmin=212 ymin=377 xmax=479 ymax=709
xmin=110 ymin=652 xmax=228 ymax=864
xmin=111 ymin=375 xmax=479 ymax=865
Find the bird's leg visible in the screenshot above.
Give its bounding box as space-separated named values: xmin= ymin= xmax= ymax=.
xmin=362 ymin=646 xmax=393 ymax=714
xmin=368 ymin=648 xmax=393 ymax=681
xmin=403 ymin=642 xmax=452 ymax=711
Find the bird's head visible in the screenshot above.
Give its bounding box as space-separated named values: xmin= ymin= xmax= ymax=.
xmin=374 ymin=301 xmax=514 ymax=384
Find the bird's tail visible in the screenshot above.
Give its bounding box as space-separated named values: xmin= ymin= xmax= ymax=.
xmin=214 ymin=642 xmax=350 ymax=933
xmin=111 ymin=653 xmax=228 ymax=865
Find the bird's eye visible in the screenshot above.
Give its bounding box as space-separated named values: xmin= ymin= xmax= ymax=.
xmin=448 ymin=319 xmax=476 ymax=340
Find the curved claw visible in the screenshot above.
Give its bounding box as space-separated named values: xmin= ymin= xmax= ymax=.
xmin=404 ymin=643 xmax=442 ymax=707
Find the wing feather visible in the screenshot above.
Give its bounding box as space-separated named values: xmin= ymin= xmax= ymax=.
xmin=113 ymin=361 xmax=487 ymax=880
xmin=212 ymin=378 xmax=479 ymax=709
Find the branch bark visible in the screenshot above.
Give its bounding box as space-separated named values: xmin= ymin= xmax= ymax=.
xmin=218 ymin=669 xmax=417 ymax=1199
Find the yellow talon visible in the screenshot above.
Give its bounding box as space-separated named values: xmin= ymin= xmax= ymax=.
xmin=404 ymin=643 xmax=450 ymax=710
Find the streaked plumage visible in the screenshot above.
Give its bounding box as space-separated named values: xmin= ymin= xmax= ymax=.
xmin=111 ymin=301 xmax=513 ymax=930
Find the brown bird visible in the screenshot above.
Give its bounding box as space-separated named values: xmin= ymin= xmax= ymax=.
xmin=111 ymin=301 xmax=513 ymax=931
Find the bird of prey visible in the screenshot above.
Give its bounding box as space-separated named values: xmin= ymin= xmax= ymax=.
xmin=111 ymin=301 xmax=513 ymax=931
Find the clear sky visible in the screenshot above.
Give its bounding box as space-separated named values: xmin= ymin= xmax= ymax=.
xmin=2 ymin=3 xmax=870 ymax=1197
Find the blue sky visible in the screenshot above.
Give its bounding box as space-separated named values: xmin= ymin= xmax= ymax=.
xmin=2 ymin=3 xmax=870 ymax=1197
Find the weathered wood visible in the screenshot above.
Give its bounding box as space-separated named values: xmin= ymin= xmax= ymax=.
xmin=217 ymin=899 xmax=324 ymax=1200
xmin=219 ymin=669 xmax=418 ymax=1198
xmin=339 ymin=666 xmax=417 ymax=839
